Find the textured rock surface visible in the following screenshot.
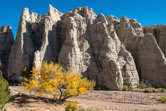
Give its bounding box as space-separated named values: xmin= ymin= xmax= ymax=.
xmin=8 ymin=5 xmax=63 ymax=81
xmin=58 ymin=8 xmax=139 ymax=90
xmin=91 ymin=14 xmax=139 ymax=90
xmin=143 ymin=25 xmax=166 ymax=56
xmin=115 ymin=17 xmax=166 ymax=88
xmin=0 ymin=26 xmax=14 ymax=78
xmin=6 ymin=5 xmax=166 ymax=89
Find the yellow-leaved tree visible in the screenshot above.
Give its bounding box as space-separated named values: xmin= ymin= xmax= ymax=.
xmin=21 ymin=61 xmax=95 ymax=102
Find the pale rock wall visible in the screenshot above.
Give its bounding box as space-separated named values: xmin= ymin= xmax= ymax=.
xmin=115 ymin=16 xmax=166 ymax=88
xmin=7 ymin=5 xmax=166 ymax=89
xmin=8 ymin=5 xmax=63 ymax=81
xmin=90 ymin=14 xmax=139 ymax=90
xmin=58 ymin=8 xmax=139 ymax=90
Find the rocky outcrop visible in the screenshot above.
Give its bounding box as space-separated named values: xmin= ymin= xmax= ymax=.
xmin=143 ymin=25 xmax=166 ymax=56
xmin=8 ymin=5 xmax=63 ymax=81
xmin=8 ymin=8 xmax=36 ymax=81
xmin=6 ymin=5 xmax=166 ymax=89
xmin=0 ymin=26 xmax=14 ymax=78
xmin=58 ymin=8 xmax=139 ymax=90
xmin=115 ymin=17 xmax=166 ymax=88
xmin=7 ymin=5 xmax=139 ymax=90
xmin=90 ymin=14 xmax=139 ymax=90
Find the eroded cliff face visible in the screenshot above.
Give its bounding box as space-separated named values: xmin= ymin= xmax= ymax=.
xmin=0 ymin=26 xmax=14 ymax=78
xmin=115 ymin=17 xmax=166 ymax=88
xmin=143 ymin=25 xmax=166 ymax=57
xmin=6 ymin=5 xmax=166 ymax=89
xmin=8 ymin=5 xmax=63 ymax=81
xmin=143 ymin=25 xmax=166 ymax=87
xmin=58 ymin=8 xmax=139 ymax=90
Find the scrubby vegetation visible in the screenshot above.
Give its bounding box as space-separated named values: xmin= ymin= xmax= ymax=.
xmin=143 ymin=88 xmax=158 ymax=93
xmin=122 ymin=84 xmax=135 ymax=91
xmin=160 ymin=97 xmax=166 ymax=103
xmin=65 ymin=101 xmax=79 ymax=111
xmin=122 ymin=85 xmax=132 ymax=91
xmin=138 ymin=82 xmax=148 ymax=89
xmin=133 ymin=83 xmax=166 ymax=93
xmin=158 ymin=88 xmax=166 ymax=92
xmin=152 ymin=97 xmax=158 ymax=100
xmin=21 ymin=61 xmax=95 ymax=103
xmin=0 ymin=63 xmax=10 ymax=111
xmin=65 ymin=101 xmax=92 ymax=111
xmin=95 ymin=84 xmax=108 ymax=90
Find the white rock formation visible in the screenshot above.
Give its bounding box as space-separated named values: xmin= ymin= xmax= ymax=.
xmin=115 ymin=16 xmax=166 ymax=88
xmin=7 ymin=5 xmax=166 ymax=89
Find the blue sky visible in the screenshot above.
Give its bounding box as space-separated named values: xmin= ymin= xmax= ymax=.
xmin=0 ymin=0 xmax=166 ymax=38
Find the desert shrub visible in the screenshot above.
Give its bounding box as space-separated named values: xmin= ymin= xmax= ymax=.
xmin=151 ymin=88 xmax=157 ymax=92
xmin=138 ymin=82 xmax=147 ymax=89
xmin=134 ymin=82 xmax=166 ymax=93
xmin=21 ymin=66 xmax=31 ymax=79
xmin=65 ymin=101 xmax=92 ymax=111
xmin=21 ymin=61 xmax=95 ymax=103
xmin=135 ymin=87 xmax=166 ymax=93
xmin=143 ymin=88 xmax=151 ymax=93
xmin=152 ymin=97 xmax=158 ymax=100
xmin=65 ymin=101 xmax=79 ymax=111
xmin=144 ymin=88 xmax=157 ymax=93
xmin=95 ymin=84 xmax=108 ymax=90
xmin=160 ymin=97 xmax=166 ymax=103
xmin=122 ymin=85 xmax=129 ymax=91
xmin=158 ymin=88 xmax=166 ymax=92
xmin=0 ymin=70 xmax=10 ymax=111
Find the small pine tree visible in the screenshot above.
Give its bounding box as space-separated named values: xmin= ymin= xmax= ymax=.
xmin=0 ymin=71 xmax=10 ymax=111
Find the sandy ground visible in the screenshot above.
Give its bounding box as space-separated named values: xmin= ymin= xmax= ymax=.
xmin=5 ymin=86 xmax=166 ymax=111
